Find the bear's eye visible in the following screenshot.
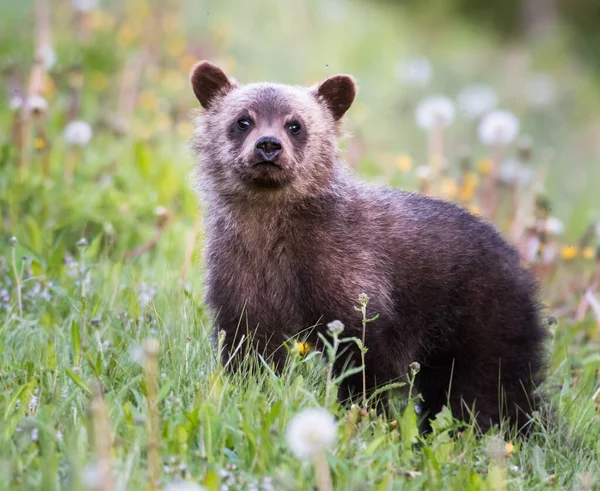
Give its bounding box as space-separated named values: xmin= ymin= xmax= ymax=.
xmin=287 ymin=121 xmax=302 ymax=135
xmin=237 ymin=118 xmax=252 ymax=130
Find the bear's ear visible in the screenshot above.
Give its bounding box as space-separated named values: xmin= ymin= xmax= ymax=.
xmin=313 ymin=74 xmax=356 ymax=120
xmin=190 ymin=61 xmax=236 ymax=109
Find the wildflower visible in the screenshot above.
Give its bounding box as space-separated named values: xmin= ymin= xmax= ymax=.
xmin=415 ymin=96 xmax=455 ymax=129
xmin=29 ymin=392 xmax=39 ymax=413
xmin=286 ymin=407 xmax=337 ymax=460
xmin=72 ymin=0 xmax=98 ymax=12
xmin=457 ymin=84 xmax=498 ymax=119
xmin=327 ymin=320 xmax=344 ymax=336
xmin=478 ymin=110 xmax=520 ymax=146
xmin=26 ymin=95 xmax=48 ymax=115
xmin=9 ymin=237 xmax=17 ymax=247
xmin=440 ymin=178 xmax=459 ymax=199
xmin=504 ymin=441 xmax=514 ymax=457
xmin=163 ymin=480 xmax=206 ymax=491
xmin=545 ymin=217 xmax=565 ymax=236
xmin=38 ymin=44 xmax=57 ymax=70
xmin=34 ymin=137 xmax=47 ymax=151
xmin=295 ymin=342 xmax=311 ymax=356
xmin=358 ymin=293 xmax=370 ymax=306
xmin=477 ymin=158 xmax=494 ymax=175
xmin=527 ymin=73 xmax=555 ymax=107
xmin=583 ymin=247 xmax=594 ymax=260
xmin=137 ymin=282 xmax=158 ymax=307
xmin=64 ymin=121 xmax=93 ymax=146
xmin=9 ymin=96 xmax=23 ymax=111
xmin=561 ymin=246 xmax=578 ymax=260
xmin=499 ymin=159 xmax=533 ymax=186
xmin=396 ymin=154 xmax=413 ymax=172
xmin=395 ymin=56 xmax=432 ymax=88
xmin=31 ymin=427 xmax=39 ymax=442
xmin=415 ymin=165 xmax=431 ymax=181
xmin=409 ymin=361 xmax=420 ymax=376
xmin=77 ymin=237 xmax=89 ymax=248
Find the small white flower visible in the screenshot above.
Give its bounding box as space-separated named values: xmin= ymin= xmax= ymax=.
xmin=26 ymin=95 xmax=48 ymax=114
xmin=545 ymin=217 xmax=565 ymax=236
xmin=499 ymin=159 xmax=534 ymax=186
xmin=38 ymin=44 xmax=57 ymax=70
xmin=456 ymin=84 xmax=498 ymax=119
xmin=163 ymin=481 xmax=206 ymax=491
xmin=9 ymin=95 xmax=23 ymax=111
xmin=286 ymin=407 xmax=337 ymax=460
xmin=527 ymin=73 xmax=555 ymax=107
xmin=31 ymin=428 xmax=39 ymax=441
xmin=415 ymin=165 xmax=431 ymax=181
xmin=415 ymin=96 xmax=455 ymax=129
xmin=72 ymin=0 xmax=98 ymax=12
xmin=477 ymin=110 xmax=520 ymax=146
xmin=64 ymin=120 xmax=93 ymax=146
xmin=395 ymin=56 xmax=432 ymax=88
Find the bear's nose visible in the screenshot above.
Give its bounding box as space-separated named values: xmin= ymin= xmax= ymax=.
xmin=255 ymin=136 xmax=282 ymax=161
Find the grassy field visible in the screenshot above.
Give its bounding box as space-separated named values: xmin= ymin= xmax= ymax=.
xmin=1 ymin=0 xmax=600 ymax=489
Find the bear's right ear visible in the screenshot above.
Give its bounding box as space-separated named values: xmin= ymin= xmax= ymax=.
xmin=190 ymin=61 xmax=236 ymax=109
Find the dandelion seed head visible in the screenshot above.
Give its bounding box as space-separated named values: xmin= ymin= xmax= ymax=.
xmin=478 ymin=110 xmax=520 ymax=146
xmin=163 ymin=481 xmax=206 ymax=491
xmin=9 ymin=96 xmax=23 ymax=111
xmin=26 ymin=95 xmax=48 ymax=114
xmin=65 ymin=121 xmax=93 ymax=146
xmin=415 ymin=165 xmax=431 ymax=181
xmin=545 ymin=217 xmax=565 ymax=236
xmin=286 ymin=407 xmax=337 ymax=460
xmin=415 ymin=96 xmax=455 ymax=129
xmin=72 ymin=0 xmax=98 ymax=12
xmin=457 ymin=84 xmax=498 ymax=119
xmin=395 ymin=56 xmax=432 ymax=88
xmin=38 ymin=44 xmax=57 ymax=70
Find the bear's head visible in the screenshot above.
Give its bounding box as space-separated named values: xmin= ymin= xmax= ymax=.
xmin=190 ymin=61 xmax=356 ymax=200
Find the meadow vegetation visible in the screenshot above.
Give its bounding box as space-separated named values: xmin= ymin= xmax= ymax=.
xmin=1 ymin=0 xmax=599 ymax=489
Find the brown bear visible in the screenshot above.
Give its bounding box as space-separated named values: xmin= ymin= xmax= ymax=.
xmin=189 ymin=61 xmax=547 ymax=433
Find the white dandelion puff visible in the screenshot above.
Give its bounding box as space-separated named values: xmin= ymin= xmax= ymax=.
xmin=163 ymin=481 xmax=206 ymax=491
xmin=415 ymin=96 xmax=455 ymax=129
xmin=286 ymin=407 xmax=337 ymax=460
xmin=415 ymin=165 xmax=432 ymax=181
xmin=9 ymin=95 xmax=23 ymax=111
xmin=395 ymin=56 xmax=432 ymax=88
xmin=64 ymin=120 xmax=93 ymax=146
xmin=26 ymin=95 xmax=48 ymax=114
xmin=478 ymin=110 xmax=520 ymax=146
xmin=456 ymin=84 xmax=498 ymax=119
xmin=545 ymin=217 xmax=565 ymax=236
xmin=499 ymin=159 xmax=534 ymax=186
xmin=72 ymin=0 xmax=98 ymax=12
xmin=38 ymin=44 xmax=57 ymax=70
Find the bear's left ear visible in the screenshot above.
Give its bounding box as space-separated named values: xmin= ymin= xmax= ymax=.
xmin=313 ymin=74 xmax=357 ymax=120
xmin=190 ymin=61 xmax=237 ymax=109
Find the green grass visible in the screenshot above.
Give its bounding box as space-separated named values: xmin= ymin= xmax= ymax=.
xmin=1 ymin=0 xmax=600 ymax=489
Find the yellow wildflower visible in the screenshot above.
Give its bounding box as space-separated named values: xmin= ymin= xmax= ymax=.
xmin=34 ymin=137 xmax=46 ymax=151
xmin=460 ymin=172 xmax=479 ymax=202
xmin=440 ymin=178 xmax=459 ymax=200
xmin=477 ymin=158 xmax=493 ymax=175
xmin=468 ymin=204 xmax=481 ymax=216
xmin=396 ymin=154 xmax=413 ymax=172
xmin=504 ymin=442 xmax=514 ymax=457
xmin=561 ymin=246 xmax=578 ymax=260
xmin=295 ymin=342 xmax=311 ymax=357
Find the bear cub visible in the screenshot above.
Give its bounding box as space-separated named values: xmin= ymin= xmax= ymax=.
xmin=190 ymin=61 xmax=547 ymax=432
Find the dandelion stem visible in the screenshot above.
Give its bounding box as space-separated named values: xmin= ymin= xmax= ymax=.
xmin=91 ymin=382 xmax=115 ymax=491
xmin=10 ymin=239 xmax=23 ymax=319
xmin=143 ymin=339 xmax=161 ymax=491
xmin=313 ymin=451 xmax=333 ymax=491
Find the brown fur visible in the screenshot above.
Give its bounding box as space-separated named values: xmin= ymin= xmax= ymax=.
xmin=190 ymin=61 xmax=548 ymax=432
